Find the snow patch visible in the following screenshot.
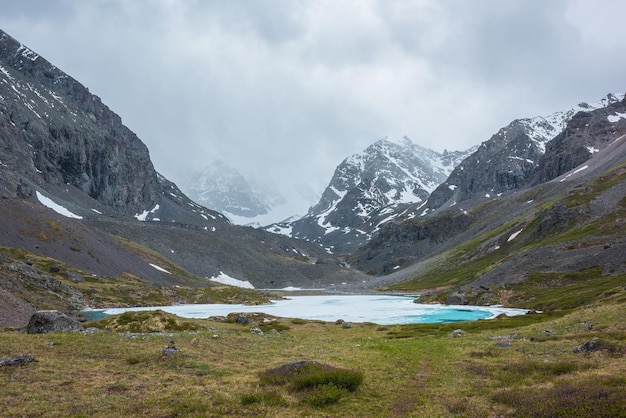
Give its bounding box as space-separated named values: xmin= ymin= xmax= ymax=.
xmin=0 ymin=64 xmax=15 ymax=81
xmin=36 ymin=191 xmax=82 ymax=219
xmin=91 ymin=208 xmax=102 ymax=214
xmin=17 ymin=45 xmax=39 ymax=61
xmin=607 ymin=112 xmax=626 ymax=123
xmin=209 ymin=271 xmax=254 ymax=289
xmin=149 ymin=263 xmax=171 ymax=274
xmin=134 ymin=204 xmax=160 ymax=221
xmin=507 ymin=229 xmax=524 ymax=242
xmin=560 ymin=165 xmax=589 ymax=182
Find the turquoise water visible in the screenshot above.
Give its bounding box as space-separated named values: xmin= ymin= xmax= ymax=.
xmin=84 ymin=294 xmax=528 ymax=325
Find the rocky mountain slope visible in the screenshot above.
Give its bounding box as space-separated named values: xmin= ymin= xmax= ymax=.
xmin=420 ymin=94 xmax=623 ymax=215
xmin=0 ymin=28 xmax=365 ymax=322
xmin=266 ymin=137 xmax=475 ymax=254
xmin=351 ymin=94 xmax=626 ymax=305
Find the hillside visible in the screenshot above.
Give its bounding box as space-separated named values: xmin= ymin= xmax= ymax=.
xmin=352 ymin=101 xmax=626 ymax=306
xmin=0 ymin=28 xmax=365 ymax=326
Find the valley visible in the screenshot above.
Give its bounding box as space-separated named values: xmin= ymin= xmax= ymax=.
xmin=1 ymin=25 xmax=625 ymax=417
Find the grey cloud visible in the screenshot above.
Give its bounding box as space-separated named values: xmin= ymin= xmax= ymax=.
xmin=1 ymin=0 xmax=625 ymax=220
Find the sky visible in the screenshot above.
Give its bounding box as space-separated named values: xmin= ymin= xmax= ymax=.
xmin=1 ymin=0 xmax=626 ymax=221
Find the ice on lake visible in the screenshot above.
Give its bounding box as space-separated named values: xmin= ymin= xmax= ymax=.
xmin=93 ymin=294 xmax=529 ymax=325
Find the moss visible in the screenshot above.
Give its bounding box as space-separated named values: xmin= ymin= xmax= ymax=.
xmin=89 ymin=310 xmax=201 ymax=333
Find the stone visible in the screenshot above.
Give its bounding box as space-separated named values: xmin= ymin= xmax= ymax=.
xmin=341 ymin=322 xmax=353 ymax=329
xmin=0 ymin=354 xmax=35 ymax=367
xmin=66 ymin=271 xmax=85 ymax=282
xmin=573 ymin=337 xmax=600 ymax=354
xmin=449 ymin=329 xmax=466 ymax=338
xmin=251 ymin=327 xmax=264 ymax=335
xmin=235 ymin=315 xmax=250 ymax=324
xmin=26 ymin=310 xmax=82 ymax=334
xmin=447 ymin=292 xmax=467 ymax=305
xmin=162 ymin=340 xmax=180 ymax=355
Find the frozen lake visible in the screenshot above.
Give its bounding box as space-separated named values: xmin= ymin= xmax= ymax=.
xmin=92 ymin=294 xmax=529 ymax=325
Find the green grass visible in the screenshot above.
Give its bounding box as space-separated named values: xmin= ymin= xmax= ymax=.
xmin=1 ymin=301 xmax=624 ymax=417
xmin=507 ymin=270 xmax=626 ymax=310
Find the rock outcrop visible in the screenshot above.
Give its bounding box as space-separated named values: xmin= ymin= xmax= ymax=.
xmin=0 ymin=29 xmax=161 ymax=215
xmin=26 ymin=310 xmax=82 ymax=334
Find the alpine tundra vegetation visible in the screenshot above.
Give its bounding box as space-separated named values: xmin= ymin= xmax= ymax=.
xmin=1 ymin=21 xmax=626 ymax=418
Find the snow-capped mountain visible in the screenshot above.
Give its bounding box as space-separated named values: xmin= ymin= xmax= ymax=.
xmin=420 ymin=93 xmax=625 ymax=215
xmin=354 ymin=93 xmax=626 ymax=275
xmin=266 ymin=137 xmax=476 ymax=253
xmin=182 ymin=160 xmax=324 ymax=227
xmin=184 ymin=160 xmax=278 ymax=222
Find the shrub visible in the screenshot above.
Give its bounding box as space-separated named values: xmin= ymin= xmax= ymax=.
xmin=258 ymin=361 xmax=364 ymax=407
xmin=304 ymin=384 xmax=344 ymax=407
xmin=291 ymin=368 xmax=364 ymax=392
xmin=493 ymin=379 xmax=626 ymax=417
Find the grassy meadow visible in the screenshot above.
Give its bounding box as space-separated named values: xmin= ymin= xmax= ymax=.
xmin=1 ymin=292 xmax=625 ymax=417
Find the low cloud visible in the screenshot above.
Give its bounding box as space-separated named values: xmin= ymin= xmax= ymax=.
xmin=2 ymin=0 xmax=625 ymax=217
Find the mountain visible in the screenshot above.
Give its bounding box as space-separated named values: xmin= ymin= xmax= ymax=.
xmin=419 ymin=94 xmax=624 ymax=215
xmin=182 ymin=160 xmax=325 ymax=227
xmin=266 ymin=137 xmax=475 ymax=254
xmin=2 ymin=26 xmax=625 ymax=328
xmin=0 ymin=28 xmax=366 ymax=319
xmin=184 ymin=160 xmax=278 ymax=220
xmin=352 ymin=93 xmax=626 ymax=286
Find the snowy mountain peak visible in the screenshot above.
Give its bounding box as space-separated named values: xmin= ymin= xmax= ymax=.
xmin=267 ymin=137 xmax=475 ymax=253
xmin=520 ymin=93 xmax=624 ymax=152
xmin=421 ymin=93 xmax=626 ymax=215
xmin=182 ymin=160 xmax=293 ymax=225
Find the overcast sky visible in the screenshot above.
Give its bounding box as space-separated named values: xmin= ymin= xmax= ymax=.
xmin=2 ymin=0 xmax=625 ymax=219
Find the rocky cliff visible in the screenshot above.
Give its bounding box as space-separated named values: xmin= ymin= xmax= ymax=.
xmin=0 ymin=29 xmax=165 ymax=216
xmin=421 ymin=94 xmax=624 ymax=214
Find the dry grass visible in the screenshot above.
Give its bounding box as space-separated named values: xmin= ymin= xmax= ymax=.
xmin=1 ymin=302 xmax=625 ymax=417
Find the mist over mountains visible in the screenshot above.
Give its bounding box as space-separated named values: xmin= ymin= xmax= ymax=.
xmin=0 ymin=28 xmax=363 ymax=297
xmin=1 ymin=26 xmax=625 ymax=320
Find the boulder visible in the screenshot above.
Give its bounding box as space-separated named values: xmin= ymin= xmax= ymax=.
xmin=447 ymin=292 xmax=467 ymax=305
xmin=0 ymin=354 xmax=35 ymax=367
xmin=26 ymin=310 xmax=82 ymax=334
xmin=573 ymin=337 xmax=600 ymax=354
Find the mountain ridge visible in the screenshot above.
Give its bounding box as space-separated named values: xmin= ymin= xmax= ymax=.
xmin=265 ymin=136 xmax=476 ymax=253
xmin=419 ymin=93 xmax=624 ymax=216
xmin=352 ymin=93 xmax=626 ymax=280
xmin=0 ymin=28 xmax=366 ymax=311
